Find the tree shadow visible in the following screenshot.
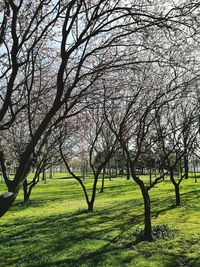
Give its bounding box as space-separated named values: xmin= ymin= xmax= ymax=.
xmin=0 ymin=198 xmax=147 ymax=266
xmin=2 ymin=180 xmax=200 ymax=266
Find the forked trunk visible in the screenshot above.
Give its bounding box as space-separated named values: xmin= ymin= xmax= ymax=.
xmin=87 ymin=174 xmax=98 ymax=212
xmin=87 ymin=201 xmax=94 ymax=212
xmin=170 ymin=169 xmax=181 ymax=206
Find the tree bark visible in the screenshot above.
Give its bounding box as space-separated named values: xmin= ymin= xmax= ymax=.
xmin=141 ymin=185 xmax=153 ymax=241
xmin=87 ymin=201 xmax=94 ymax=212
xmin=109 ymin=161 xmax=112 ymax=180
xmin=149 ymin=166 xmax=152 ymax=186
xmin=100 ymin=167 xmax=105 ymax=193
xmin=42 ymin=169 xmax=46 ymax=183
xmin=87 ymin=175 xmax=98 ymax=212
xmin=0 ymin=192 xmax=17 ymax=217
xmin=23 ymin=179 xmax=29 ymax=203
xmin=126 ymin=161 xmax=130 ymax=180
xmin=174 ymin=184 xmax=180 ymax=206
xmin=193 ymin=165 xmax=197 ymax=183
xmin=170 ymin=169 xmax=181 ymax=206
xmin=50 ymin=167 xmax=53 ymax=178
xmin=82 ymin=165 xmax=85 ymax=181
xmin=184 ymin=154 xmax=189 ymax=179
xmin=115 ymin=161 xmax=118 ymax=178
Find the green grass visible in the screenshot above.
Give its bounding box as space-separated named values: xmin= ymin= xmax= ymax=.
xmin=0 ymin=176 xmax=200 ymax=266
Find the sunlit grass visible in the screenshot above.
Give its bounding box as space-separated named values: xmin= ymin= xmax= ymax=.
xmin=0 ymin=175 xmax=200 ymax=266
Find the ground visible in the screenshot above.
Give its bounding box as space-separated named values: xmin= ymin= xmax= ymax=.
xmin=0 ymin=174 xmax=200 ymax=266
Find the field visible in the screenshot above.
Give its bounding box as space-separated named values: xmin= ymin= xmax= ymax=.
xmin=0 ymin=175 xmax=200 ymax=267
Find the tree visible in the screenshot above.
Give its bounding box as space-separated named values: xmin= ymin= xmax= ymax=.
xmin=59 ymin=101 xmax=118 ymax=212
xmin=155 ymin=99 xmax=198 ymax=206
xmin=104 ymin=39 xmax=200 ymax=240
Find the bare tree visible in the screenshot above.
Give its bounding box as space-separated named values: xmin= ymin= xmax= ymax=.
xmin=155 ymin=99 xmax=198 ymax=206
xmin=59 ymin=102 xmax=118 ymax=212
xmin=104 ymin=43 xmax=200 ymax=240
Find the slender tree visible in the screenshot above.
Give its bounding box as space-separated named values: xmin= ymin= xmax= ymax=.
xmin=59 ymin=103 xmax=118 ymax=212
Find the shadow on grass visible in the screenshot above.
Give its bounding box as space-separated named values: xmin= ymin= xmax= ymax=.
xmin=0 ymin=201 xmax=146 ymax=266
xmin=2 ymin=180 xmax=200 ymax=266
xmin=2 ymin=192 xmax=193 ymax=267
xmin=11 ymin=180 xmax=135 ymax=211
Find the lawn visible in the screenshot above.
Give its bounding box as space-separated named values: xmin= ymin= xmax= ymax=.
xmin=0 ymin=175 xmax=200 ymax=266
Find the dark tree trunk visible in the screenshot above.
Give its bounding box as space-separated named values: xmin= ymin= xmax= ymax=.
xmin=115 ymin=161 xmax=118 ymax=178
xmin=162 ymin=167 xmax=165 ymax=181
xmin=126 ymin=161 xmax=130 ymax=180
xmin=100 ymin=167 xmax=105 ymax=193
xmin=184 ymin=154 xmax=189 ymax=179
xmin=141 ymin=185 xmax=153 ymax=241
xmin=87 ymin=201 xmax=94 ymax=212
xmin=0 ymin=192 xmax=17 ymax=217
xmin=170 ymin=169 xmax=180 ymax=206
xmin=23 ymin=182 xmax=37 ymax=203
xmin=174 ymin=184 xmax=180 ymax=206
xmin=149 ymin=166 xmax=152 ymax=186
xmin=87 ymin=175 xmax=98 ymax=212
xmin=194 ymin=165 xmax=197 ymax=183
xmin=23 ymin=179 xmax=29 ymax=203
xmin=109 ymin=161 xmax=112 ymax=181
xmin=50 ymin=167 xmax=53 ymax=179
xmin=42 ymin=169 xmax=46 ymax=183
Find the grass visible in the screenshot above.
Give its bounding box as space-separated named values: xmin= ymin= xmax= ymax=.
xmin=0 ymin=175 xmax=200 ymax=266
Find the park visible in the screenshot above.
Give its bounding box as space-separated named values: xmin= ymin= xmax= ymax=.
xmin=0 ymin=173 xmax=200 ymax=266
xmin=1 ymin=0 xmax=200 ymax=266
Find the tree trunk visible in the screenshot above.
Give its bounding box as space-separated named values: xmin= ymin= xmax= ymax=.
xmin=109 ymin=161 xmax=112 ymax=181
xmin=115 ymin=161 xmax=118 ymax=178
xmin=87 ymin=201 xmax=94 ymax=212
xmin=42 ymin=169 xmax=46 ymax=183
xmin=141 ymin=185 xmax=153 ymax=241
xmin=100 ymin=167 xmax=105 ymax=193
xmin=158 ymin=163 xmax=164 ymax=180
xmin=174 ymin=184 xmax=180 ymax=206
xmin=0 ymin=191 xmax=17 ymax=217
xmin=87 ymin=175 xmax=98 ymax=212
xmin=184 ymin=154 xmax=189 ymax=179
xmin=82 ymin=166 xmax=85 ymax=181
xmin=149 ymin=166 xmax=152 ymax=186
xmin=126 ymin=161 xmax=130 ymax=180
xmin=170 ymin=169 xmax=181 ymax=206
xmin=194 ymin=165 xmax=197 ymax=183
xmin=23 ymin=179 xmax=29 ymax=203
xmin=50 ymin=167 xmax=53 ymax=179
